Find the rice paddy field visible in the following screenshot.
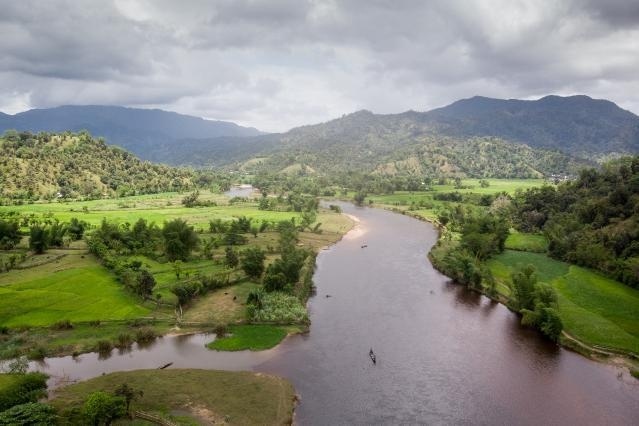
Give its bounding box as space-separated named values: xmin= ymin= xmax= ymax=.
xmin=0 ymin=251 xmax=150 ymax=328
xmin=487 ymin=250 xmax=639 ymax=354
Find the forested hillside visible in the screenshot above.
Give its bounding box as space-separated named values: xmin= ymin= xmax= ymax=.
xmin=228 ymin=111 xmax=591 ymax=178
xmin=513 ymin=156 xmax=639 ymax=288
xmin=0 ymin=131 xmax=221 ymax=201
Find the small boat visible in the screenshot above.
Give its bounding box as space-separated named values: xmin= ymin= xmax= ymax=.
xmin=369 ymin=348 xmax=376 ymax=365
xmin=361 ymin=244 xmax=368 ymax=248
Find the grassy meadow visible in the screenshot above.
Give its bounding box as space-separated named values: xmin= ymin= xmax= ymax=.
xmin=207 ymin=324 xmax=292 ymax=351
xmin=487 ymin=250 xmax=639 ymax=354
xmin=0 ymin=251 xmax=151 ymax=328
xmin=50 ymin=369 xmax=296 ymax=425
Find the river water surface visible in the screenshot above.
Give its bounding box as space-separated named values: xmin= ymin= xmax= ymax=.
xmin=34 ymin=202 xmax=639 ymax=425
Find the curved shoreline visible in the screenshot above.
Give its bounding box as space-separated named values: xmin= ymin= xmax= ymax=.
xmin=369 ymin=202 xmax=639 ymax=372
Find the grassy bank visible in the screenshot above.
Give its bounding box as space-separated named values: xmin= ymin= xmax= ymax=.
xmin=50 ymin=369 xmax=296 ymax=425
xmin=487 ymin=250 xmax=639 ymax=355
xmin=207 ymin=324 xmax=294 ymax=351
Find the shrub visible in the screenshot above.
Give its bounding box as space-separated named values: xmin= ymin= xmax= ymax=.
xmin=115 ymin=333 xmax=133 ymax=348
xmin=134 ymin=327 xmax=157 ymax=343
xmin=0 ymin=373 xmax=48 ymax=411
xmin=0 ymin=402 xmax=57 ymax=424
xmin=27 ymin=346 xmax=47 ymax=360
xmin=249 ymin=292 xmax=308 ymax=324
xmin=82 ymin=391 xmax=126 ymax=425
xmin=96 ymin=340 xmax=113 ymax=354
xmin=51 ymin=319 xmax=73 ymax=330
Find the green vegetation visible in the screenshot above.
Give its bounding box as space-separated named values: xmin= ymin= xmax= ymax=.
xmin=487 ymin=250 xmax=639 ymax=354
xmin=50 ymin=369 xmax=295 ymax=425
xmin=422 ymin=166 xmax=639 ymax=356
xmin=207 ymin=324 xmax=289 ymax=351
xmin=512 ymin=157 xmax=639 ymax=288
xmin=0 ymin=131 xmax=230 ymax=202
xmin=0 ymin=372 xmax=48 ymax=411
xmin=204 ymin=108 xmax=590 ymax=178
xmin=0 ymin=174 xmax=352 ymax=358
xmin=0 ymin=252 xmax=150 ymax=328
xmin=505 ymin=231 xmax=548 ymax=253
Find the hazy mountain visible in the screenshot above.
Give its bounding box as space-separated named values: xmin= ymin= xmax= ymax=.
xmin=0 ymin=105 xmax=263 ymax=159
xmin=2 ymin=95 xmax=635 ymax=177
xmin=423 ymin=95 xmax=639 ymax=157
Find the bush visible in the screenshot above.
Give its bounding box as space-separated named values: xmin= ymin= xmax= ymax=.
xmin=134 ymin=327 xmax=157 ymax=343
xmin=51 ymin=319 xmax=73 ymax=330
xmin=27 ymin=346 xmax=46 ymax=360
xmin=82 ymin=391 xmax=126 ymax=425
xmin=0 ymin=373 xmax=48 ymax=411
xmin=0 ymin=402 xmax=57 ymax=425
xmin=96 ymin=340 xmax=113 ymax=354
xmin=115 ymin=333 xmax=132 ymax=348
xmin=249 ymin=292 xmax=309 ymax=324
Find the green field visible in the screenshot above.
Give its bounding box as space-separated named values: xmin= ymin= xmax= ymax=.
xmin=0 ymin=374 xmax=21 ymax=392
xmin=504 ymin=231 xmax=548 ymax=253
xmin=0 ymin=252 xmax=150 ymax=327
xmin=487 ymin=250 xmax=639 ymax=354
xmin=365 ymin=178 xmax=545 ymax=224
xmin=0 ymin=190 xmax=307 ymax=228
xmin=50 ymin=369 xmax=295 ymax=425
xmin=207 ymin=324 xmax=289 ymax=351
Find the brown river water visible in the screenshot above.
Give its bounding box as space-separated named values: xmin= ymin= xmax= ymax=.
xmin=32 ymin=201 xmax=639 ymax=425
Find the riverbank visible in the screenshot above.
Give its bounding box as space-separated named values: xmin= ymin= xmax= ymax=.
xmin=366 ymin=199 xmax=639 ymax=374
xmin=49 ymin=369 xmax=296 ymax=425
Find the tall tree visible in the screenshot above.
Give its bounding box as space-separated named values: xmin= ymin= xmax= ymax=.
xmin=162 ymin=219 xmax=199 ymax=261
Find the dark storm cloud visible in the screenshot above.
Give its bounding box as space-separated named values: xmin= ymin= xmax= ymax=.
xmin=1 ymin=0 xmax=638 ymax=131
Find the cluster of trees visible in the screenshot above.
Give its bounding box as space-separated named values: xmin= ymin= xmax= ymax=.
xmin=513 ymin=157 xmax=639 ymax=288
xmin=432 ymin=212 xmax=509 ymax=294
xmin=511 ymin=265 xmax=563 ymax=341
xmin=0 ymin=359 xmax=54 ymax=424
xmin=2 ymin=217 xmax=87 ymax=253
xmin=0 ymin=219 xmax=21 ymax=250
xmin=89 ymin=218 xmax=199 ymax=299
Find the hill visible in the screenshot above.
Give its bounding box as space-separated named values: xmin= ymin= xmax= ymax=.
xmin=0 ymin=105 xmax=263 ymax=160
xmin=425 ymin=95 xmax=639 ymax=157
xmin=0 ymin=131 xmax=209 ymax=201
xmin=209 ymin=109 xmax=591 ymax=178
xmin=157 ymin=95 xmax=634 ymax=176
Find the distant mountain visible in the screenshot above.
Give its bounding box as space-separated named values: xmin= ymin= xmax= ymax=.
xmin=423 ymin=95 xmax=639 ymax=157
xmin=0 ymin=105 xmax=263 ymax=160
xmin=3 ymin=96 xmax=636 ymax=177
xmin=217 ymin=109 xmax=592 ymax=178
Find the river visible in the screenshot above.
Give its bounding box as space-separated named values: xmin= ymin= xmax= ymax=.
xmin=33 ymin=201 xmax=639 ymax=424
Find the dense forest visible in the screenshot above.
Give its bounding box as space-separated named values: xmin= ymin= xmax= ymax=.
xmin=513 ymin=157 xmax=639 ymax=288
xmin=0 ymin=131 xmax=229 ymax=202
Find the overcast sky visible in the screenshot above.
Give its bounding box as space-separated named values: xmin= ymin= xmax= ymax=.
xmin=1 ymin=0 xmax=638 ymax=132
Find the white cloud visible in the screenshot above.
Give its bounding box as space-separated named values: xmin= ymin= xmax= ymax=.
xmin=1 ymin=0 xmax=638 ymax=131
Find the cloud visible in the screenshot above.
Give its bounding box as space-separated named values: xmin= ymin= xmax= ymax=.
xmin=1 ymin=0 xmax=638 ymax=131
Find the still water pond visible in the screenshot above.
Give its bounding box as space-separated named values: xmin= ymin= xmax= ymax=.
xmin=34 ymin=202 xmax=639 ymax=424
